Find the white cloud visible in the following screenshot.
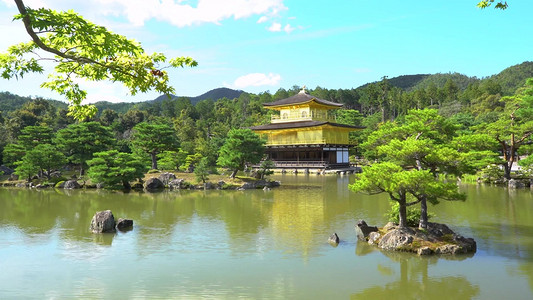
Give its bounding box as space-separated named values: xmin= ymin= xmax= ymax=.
xmin=233 ymin=73 xmax=281 ymax=88
xmin=268 ymin=22 xmax=282 ymax=32
xmin=283 ymin=24 xmax=294 ymax=33
xmin=257 ymin=16 xmax=269 ymax=23
xmin=95 ymin=0 xmax=287 ymax=27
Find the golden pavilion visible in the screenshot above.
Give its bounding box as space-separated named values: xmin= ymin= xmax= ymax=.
xmin=250 ymin=88 xmax=363 ymax=170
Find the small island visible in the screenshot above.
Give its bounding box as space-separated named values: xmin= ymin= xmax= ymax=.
xmin=355 ymin=220 xmax=476 ymax=256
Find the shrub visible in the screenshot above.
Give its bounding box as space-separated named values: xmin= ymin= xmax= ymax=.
xmin=386 ymin=202 xmax=434 ymax=227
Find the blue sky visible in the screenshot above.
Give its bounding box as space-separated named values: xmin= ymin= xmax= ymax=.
xmin=0 ymin=0 xmax=532 ymax=103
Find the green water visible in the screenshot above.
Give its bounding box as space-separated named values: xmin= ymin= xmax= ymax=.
xmin=1 ymin=175 xmax=532 ymax=299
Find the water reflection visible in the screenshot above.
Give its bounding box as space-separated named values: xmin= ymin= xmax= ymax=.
xmin=351 ymin=250 xmax=480 ymax=299
xmin=1 ymin=177 xmax=533 ymax=298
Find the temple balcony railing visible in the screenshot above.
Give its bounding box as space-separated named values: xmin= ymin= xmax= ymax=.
xmin=265 ymin=139 xmax=356 ymax=146
xmin=270 ymin=115 xmax=336 ymax=123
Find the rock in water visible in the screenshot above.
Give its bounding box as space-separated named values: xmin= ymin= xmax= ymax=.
xmin=64 ymin=180 xmax=81 ymax=189
xmin=328 ymin=233 xmax=340 ymax=245
xmin=116 ymin=218 xmax=133 ymax=231
xmin=90 ymin=210 xmax=116 ymax=233
xmin=355 ymin=220 xmax=378 ymax=241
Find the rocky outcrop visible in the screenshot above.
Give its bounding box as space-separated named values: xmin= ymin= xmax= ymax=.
xmin=328 ymin=233 xmax=340 ymax=245
xmin=238 ymin=179 xmax=281 ymax=190
xmin=508 ymin=179 xmax=529 ymax=189
xmin=168 ymin=178 xmax=185 ymax=190
xmin=90 ymin=210 xmax=116 ymax=233
xmin=378 ymin=227 xmax=415 ymax=250
xmin=116 ymin=218 xmax=133 ymax=231
xmin=355 ymin=220 xmax=378 ymax=241
xmin=158 ymin=172 xmax=177 ymax=186
xmin=360 ymin=220 xmax=476 ymax=255
xmin=64 ymin=180 xmax=81 ymax=189
xmin=144 ymin=177 xmax=164 ymax=191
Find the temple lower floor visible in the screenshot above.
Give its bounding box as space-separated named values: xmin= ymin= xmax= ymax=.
xmin=264 ymin=144 xmax=351 ymax=168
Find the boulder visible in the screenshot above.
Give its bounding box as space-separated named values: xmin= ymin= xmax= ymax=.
xmin=8 ymin=173 xmax=19 ymax=181
xmin=158 ymin=172 xmax=177 ymax=186
xmin=508 ymin=179 xmax=525 ymax=189
xmin=90 ymin=210 xmax=116 ymax=233
xmin=239 ymin=182 xmax=255 ymax=190
xmin=355 ymin=220 xmax=378 ymax=241
xmin=426 ymin=222 xmax=454 ymax=238
xmin=267 ymin=180 xmax=281 ymax=188
xmin=168 ymin=178 xmax=185 ymax=190
xmin=367 ymin=231 xmax=381 ymax=245
xmin=116 ymin=218 xmax=133 ymax=231
xmin=144 ymin=177 xmax=164 ymax=191
xmin=418 ymin=247 xmax=433 ymax=256
xmin=378 ymin=227 xmax=415 ymax=251
xmin=64 ymin=180 xmax=81 ymax=189
xmin=328 ymin=233 xmax=340 ymax=245
xmin=16 ymin=182 xmax=28 ymax=188
xmin=204 ymin=182 xmax=215 ymax=190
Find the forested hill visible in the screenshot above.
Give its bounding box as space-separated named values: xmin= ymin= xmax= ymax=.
xmin=0 ymin=87 xmax=244 ymax=115
xmin=0 ymin=92 xmax=67 ymax=114
xmin=488 ymin=61 xmax=533 ymax=95
xmin=1 ymin=61 xmax=532 ymax=115
xmin=357 ymin=61 xmax=533 ymax=94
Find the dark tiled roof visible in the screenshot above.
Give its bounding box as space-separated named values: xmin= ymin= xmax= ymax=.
xmin=250 ymin=121 xmax=364 ymax=131
xmin=264 ymin=92 xmax=343 ymax=107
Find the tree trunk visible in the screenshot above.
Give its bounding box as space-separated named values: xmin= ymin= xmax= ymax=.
xmin=419 ymin=195 xmax=428 ymax=229
xmin=230 ymin=169 xmax=238 ymax=179
xmin=122 ymin=180 xmax=131 ymax=190
xmin=503 ymin=162 xmax=512 ymax=180
xmin=151 ymin=152 xmax=158 ymax=170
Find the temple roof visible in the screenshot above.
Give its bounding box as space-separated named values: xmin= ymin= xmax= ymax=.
xmin=263 ymin=89 xmax=343 ymax=108
xmin=250 ymin=120 xmax=364 ymax=131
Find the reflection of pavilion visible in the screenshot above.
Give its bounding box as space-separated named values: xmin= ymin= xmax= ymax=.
xmin=251 ymin=88 xmax=363 ymax=170
xmin=270 ymin=189 xmax=326 ymax=258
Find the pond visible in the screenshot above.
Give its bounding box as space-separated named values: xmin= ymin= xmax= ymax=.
xmin=0 ymin=174 xmax=532 ymax=299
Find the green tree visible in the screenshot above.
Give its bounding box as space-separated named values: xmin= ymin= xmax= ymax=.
xmin=194 ymin=157 xmax=210 ymax=184
xmin=157 ymin=149 xmax=188 ymax=171
xmin=361 ymin=109 xmax=477 ymax=229
xmin=2 ymin=143 xmax=26 ymax=167
xmin=14 ymin=154 xmax=40 ymax=182
xmin=87 ymin=150 xmax=147 ymax=189
xmin=350 ymin=163 xmax=425 ymax=228
xmin=54 ymin=121 xmax=115 ymax=176
xmin=15 ymin=143 xmax=66 ymax=181
xmin=182 ymin=153 xmax=203 ymax=172
xmin=18 ymin=125 xmax=54 ymax=149
xmin=256 ymin=159 xmax=275 ymax=179
xmin=0 ymin=0 xmax=197 ymax=119
xmin=130 ymin=121 xmax=178 ymax=170
xmin=217 ymin=128 xmax=265 ymax=178
xmin=475 ymin=79 xmax=533 ymax=179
